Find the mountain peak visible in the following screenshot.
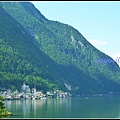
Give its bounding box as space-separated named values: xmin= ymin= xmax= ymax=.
xmin=20 ymin=2 xmax=48 ymax=23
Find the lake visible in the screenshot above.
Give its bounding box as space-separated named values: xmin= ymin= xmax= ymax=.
xmin=4 ymin=96 xmax=120 ymax=119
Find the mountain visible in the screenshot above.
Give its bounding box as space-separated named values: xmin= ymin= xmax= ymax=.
xmin=0 ymin=5 xmax=67 ymax=93
xmin=0 ymin=2 xmax=120 ymax=95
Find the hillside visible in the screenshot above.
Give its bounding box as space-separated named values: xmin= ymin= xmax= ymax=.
xmin=0 ymin=5 xmax=66 ymax=93
xmin=0 ymin=2 xmax=120 ymax=95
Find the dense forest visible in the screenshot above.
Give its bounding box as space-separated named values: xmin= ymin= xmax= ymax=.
xmin=0 ymin=2 xmax=120 ymax=95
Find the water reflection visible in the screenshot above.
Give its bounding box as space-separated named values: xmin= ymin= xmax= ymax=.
xmin=45 ymin=98 xmax=72 ymax=118
xmin=4 ymin=97 xmax=120 ymax=118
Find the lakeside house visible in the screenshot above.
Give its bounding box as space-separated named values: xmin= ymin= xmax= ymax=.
xmin=0 ymin=82 xmax=72 ymax=100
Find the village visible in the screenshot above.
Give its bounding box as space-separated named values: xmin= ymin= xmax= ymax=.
xmin=0 ymin=82 xmax=72 ymax=100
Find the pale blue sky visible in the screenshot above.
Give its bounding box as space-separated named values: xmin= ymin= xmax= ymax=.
xmin=31 ymin=1 xmax=120 ymax=65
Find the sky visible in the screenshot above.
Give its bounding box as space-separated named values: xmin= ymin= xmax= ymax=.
xmin=31 ymin=1 xmax=120 ymax=65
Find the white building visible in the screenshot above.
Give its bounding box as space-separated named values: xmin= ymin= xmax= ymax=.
xmin=21 ymin=82 xmax=30 ymax=93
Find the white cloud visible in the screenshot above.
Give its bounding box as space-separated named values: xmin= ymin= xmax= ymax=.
xmin=88 ymin=40 xmax=107 ymax=47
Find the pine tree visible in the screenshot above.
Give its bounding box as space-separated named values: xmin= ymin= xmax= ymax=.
xmin=0 ymin=90 xmax=11 ymax=118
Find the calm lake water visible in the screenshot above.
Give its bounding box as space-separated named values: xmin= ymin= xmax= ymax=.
xmin=4 ymin=97 xmax=120 ymax=119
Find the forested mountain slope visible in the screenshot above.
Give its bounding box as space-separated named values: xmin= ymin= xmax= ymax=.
xmin=0 ymin=2 xmax=120 ymax=95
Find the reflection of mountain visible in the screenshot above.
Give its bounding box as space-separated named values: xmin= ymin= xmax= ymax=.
xmin=0 ymin=2 xmax=120 ymax=95
xmin=45 ymin=98 xmax=72 ymax=118
xmin=5 ymin=97 xmax=120 ymax=118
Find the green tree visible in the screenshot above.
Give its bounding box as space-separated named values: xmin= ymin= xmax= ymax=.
xmin=0 ymin=90 xmax=11 ymax=118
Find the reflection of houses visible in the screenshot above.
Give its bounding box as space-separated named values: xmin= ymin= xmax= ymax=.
xmin=21 ymin=82 xmax=30 ymax=93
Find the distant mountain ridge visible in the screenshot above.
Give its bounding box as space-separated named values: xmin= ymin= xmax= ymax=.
xmin=0 ymin=2 xmax=120 ymax=95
